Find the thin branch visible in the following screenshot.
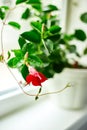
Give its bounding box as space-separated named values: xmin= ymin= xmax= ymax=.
xmin=1 ymin=23 xmax=4 ymax=56
xmin=13 ymin=82 xmax=71 ymax=97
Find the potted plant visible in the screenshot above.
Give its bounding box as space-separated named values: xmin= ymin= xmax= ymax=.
xmin=0 ymin=0 xmax=71 ymax=100
xmin=0 ymin=0 xmax=87 ymax=107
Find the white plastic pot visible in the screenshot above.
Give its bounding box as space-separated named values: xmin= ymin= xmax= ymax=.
xmin=51 ymin=68 xmax=87 ymax=109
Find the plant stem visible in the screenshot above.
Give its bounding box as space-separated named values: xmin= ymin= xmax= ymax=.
xmin=1 ymin=23 xmax=4 ymax=56
xmin=41 ymin=24 xmax=50 ymax=55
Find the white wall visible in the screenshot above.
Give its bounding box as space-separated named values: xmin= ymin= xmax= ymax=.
xmin=66 ymin=0 xmax=87 ymax=33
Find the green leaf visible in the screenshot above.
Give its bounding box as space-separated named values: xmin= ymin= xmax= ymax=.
xmin=43 ymin=4 xmax=58 ymax=12
xmin=18 ymin=36 xmax=26 ymax=49
xmin=80 ymin=12 xmax=87 ymax=24
xmin=21 ymin=8 xmax=30 ymax=19
xmin=21 ymin=30 xmax=41 ymax=43
xmin=8 ymin=21 xmax=21 ymax=29
xmin=19 ymin=64 xmax=29 ymax=79
xmin=7 ymin=51 xmax=11 ymax=59
xmin=45 ymin=33 xmax=60 ymax=42
xmin=16 ymin=0 xmax=27 ymax=4
xmin=84 ymin=48 xmax=87 ymax=54
xmin=22 ymin=43 xmax=35 ymax=54
xmin=67 ymin=45 xmax=76 ymax=53
xmin=0 ymin=6 xmax=9 ymax=20
xmin=0 ymin=8 xmax=5 ymax=20
xmin=1 ymin=6 xmax=9 ymax=10
xmin=52 ymin=62 xmax=64 ymax=73
xmin=27 ymin=0 xmax=41 ymax=4
xmin=46 ymin=39 xmax=54 ymax=52
xmin=32 ymin=4 xmax=42 ymax=11
xmin=29 ymin=55 xmax=43 ymax=67
xmin=64 ymin=34 xmax=74 ymax=41
xmin=49 ymin=49 xmax=61 ymax=61
xmin=7 ymin=57 xmax=20 ymax=68
xmin=12 ymin=49 xmax=23 ymax=58
xmin=49 ymin=25 xmax=61 ymax=34
xmin=31 ymin=21 xmax=42 ymax=33
xmin=74 ymin=29 xmax=86 ymax=41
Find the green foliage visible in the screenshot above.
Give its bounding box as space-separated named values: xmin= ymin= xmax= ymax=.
xmin=7 ymin=51 xmax=11 ymax=59
xmin=21 ymin=30 xmax=41 ymax=43
xmin=31 ymin=22 xmax=42 ymax=33
xmin=27 ymin=0 xmax=42 ymax=11
xmin=16 ymin=0 xmax=27 ymax=5
xmin=48 ymin=25 xmax=61 ymax=34
xmin=0 ymin=6 xmax=9 ymax=20
xmin=80 ymin=12 xmax=87 ymax=23
xmin=19 ymin=64 xmax=29 ymax=79
xmin=21 ymin=8 xmax=30 ymax=19
xmin=8 ymin=21 xmax=21 ymax=29
xmin=28 ymin=55 xmax=43 ymax=67
xmin=7 ymin=57 xmax=21 ymax=68
xmin=67 ymin=45 xmax=77 ymax=53
xmin=18 ymin=37 xmax=26 ymax=49
xmin=84 ymin=48 xmax=87 ymax=55
xmin=43 ymin=4 xmax=58 ymax=12
xmin=27 ymin=0 xmax=41 ymax=4
xmin=74 ymin=29 xmax=86 ymax=41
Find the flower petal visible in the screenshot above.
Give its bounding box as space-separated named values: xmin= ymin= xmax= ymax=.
xmin=26 ymin=74 xmax=34 ymax=84
xmin=38 ymin=72 xmax=47 ymax=83
xmin=32 ymin=77 xmax=41 ymax=86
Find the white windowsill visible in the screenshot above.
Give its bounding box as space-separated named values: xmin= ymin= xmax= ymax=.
xmin=1 ymin=97 xmax=87 ymax=130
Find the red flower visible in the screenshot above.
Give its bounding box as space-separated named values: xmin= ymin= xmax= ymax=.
xmin=26 ymin=66 xmax=47 ymax=86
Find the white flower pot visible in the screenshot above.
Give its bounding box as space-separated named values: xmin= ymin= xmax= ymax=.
xmin=50 ymin=68 xmax=87 ymax=109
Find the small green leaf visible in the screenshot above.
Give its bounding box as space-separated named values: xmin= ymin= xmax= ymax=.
xmin=64 ymin=34 xmax=74 ymax=41
xmin=1 ymin=6 xmax=9 ymax=10
xmin=80 ymin=12 xmax=87 ymax=24
xmin=19 ymin=64 xmax=29 ymax=79
xmin=67 ymin=45 xmax=76 ymax=53
xmin=84 ymin=48 xmax=87 ymax=54
xmin=32 ymin=4 xmax=42 ymax=11
xmin=31 ymin=21 xmax=42 ymax=33
xmin=43 ymin=4 xmax=58 ymax=12
xmin=0 ymin=8 xmax=5 ymax=20
xmin=52 ymin=62 xmax=65 ymax=73
xmin=29 ymin=55 xmax=43 ymax=67
xmin=16 ymin=0 xmax=27 ymax=5
xmin=21 ymin=8 xmax=30 ymax=19
xmin=7 ymin=51 xmax=11 ymax=59
xmin=22 ymin=43 xmax=35 ymax=54
xmin=12 ymin=49 xmax=23 ymax=58
xmin=8 ymin=21 xmax=21 ymax=29
xmin=46 ymin=39 xmax=54 ymax=52
xmin=21 ymin=30 xmax=41 ymax=43
xmin=27 ymin=0 xmax=41 ymax=4
xmin=7 ymin=57 xmax=20 ymax=68
xmin=0 ymin=6 xmax=9 ymax=20
xmin=74 ymin=29 xmax=86 ymax=41
xmin=18 ymin=36 xmax=26 ymax=49
xmin=49 ymin=25 xmax=61 ymax=34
